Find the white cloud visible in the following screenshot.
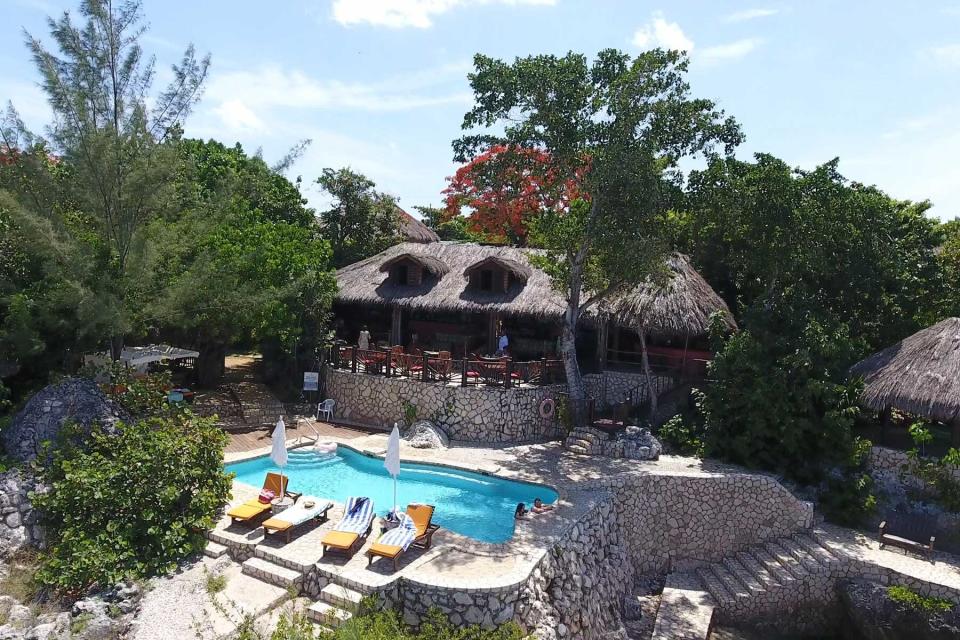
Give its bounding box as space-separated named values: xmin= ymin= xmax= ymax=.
xmin=631 ymin=11 xmax=694 ymax=52
xmin=699 ymin=38 xmax=764 ymax=64
xmin=331 ymin=0 xmax=555 ymax=29
xmin=724 ymin=8 xmax=779 ymax=23
xmin=212 ymin=100 xmax=264 ymax=132
xmin=927 ymin=43 xmax=960 ymax=67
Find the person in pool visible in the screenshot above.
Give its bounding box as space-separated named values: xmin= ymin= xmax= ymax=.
xmin=514 ymin=502 xmax=527 ymax=518
xmin=531 ymin=498 xmax=554 ymax=514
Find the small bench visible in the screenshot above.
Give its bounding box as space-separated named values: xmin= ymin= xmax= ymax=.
xmin=879 ymin=512 xmax=936 ymax=559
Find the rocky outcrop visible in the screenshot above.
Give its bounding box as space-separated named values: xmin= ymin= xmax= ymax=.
xmin=0 ymin=581 xmax=141 ymax=639
xmin=840 ymin=579 xmax=960 ymax=640
xmin=403 ymin=421 xmax=450 ymax=449
xmin=1 ymin=378 xmax=129 ymax=463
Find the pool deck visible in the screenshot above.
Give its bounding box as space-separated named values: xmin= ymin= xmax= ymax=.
xmin=214 ymin=425 xmax=960 ymax=599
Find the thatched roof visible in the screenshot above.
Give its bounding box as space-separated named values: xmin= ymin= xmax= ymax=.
xmin=850 ymin=317 xmax=960 ymax=423
xmin=602 ymin=253 xmax=737 ymax=338
xmin=335 ymin=242 xmax=736 ymax=337
xmin=463 ymin=256 xmax=532 ymax=282
xmin=397 ymin=208 xmax=439 ymax=243
xmin=380 ymin=253 xmax=450 ymax=277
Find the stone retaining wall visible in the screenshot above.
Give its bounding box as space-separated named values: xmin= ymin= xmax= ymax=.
xmin=583 ymin=370 xmax=674 ymax=408
xmin=325 ymin=368 xmax=563 ymax=442
xmin=0 ymin=469 xmax=44 ymax=556
xmin=581 ymin=472 xmax=814 ymax=573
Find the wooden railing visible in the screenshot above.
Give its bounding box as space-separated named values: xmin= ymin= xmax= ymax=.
xmin=332 ymin=346 xmax=565 ymax=388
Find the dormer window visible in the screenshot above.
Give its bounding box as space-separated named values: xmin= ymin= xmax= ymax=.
xmin=479 ymin=269 xmax=494 ymax=292
xmin=464 ymin=256 xmax=531 ymax=294
xmin=379 ymin=253 xmax=449 ymax=287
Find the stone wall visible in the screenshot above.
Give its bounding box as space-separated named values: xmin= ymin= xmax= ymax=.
xmin=583 ymin=370 xmax=674 ymax=409
xmin=325 ymin=368 xmax=563 ymax=442
xmin=581 ymin=472 xmax=814 ymax=574
xmin=0 ymin=469 xmax=44 ymax=556
xmin=325 ymin=367 xmax=677 ymax=443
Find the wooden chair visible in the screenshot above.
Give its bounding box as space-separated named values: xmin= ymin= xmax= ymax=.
xmin=879 ymin=512 xmax=936 ymax=559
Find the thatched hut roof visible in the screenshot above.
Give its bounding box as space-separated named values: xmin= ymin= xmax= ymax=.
xmin=336 ymin=242 xmax=735 ymax=338
xmin=602 ymin=253 xmax=737 ymax=338
xmin=397 ymin=208 xmax=439 ymax=243
xmin=850 ymin=317 xmax=960 ymax=423
xmin=380 ymin=253 xmax=449 ymax=277
xmin=463 ymin=256 xmax=532 ymax=282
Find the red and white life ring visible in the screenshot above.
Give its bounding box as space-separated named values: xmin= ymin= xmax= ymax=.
xmin=539 ymin=397 xmax=556 ymax=419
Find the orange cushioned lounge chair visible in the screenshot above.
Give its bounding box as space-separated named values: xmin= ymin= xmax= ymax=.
xmin=227 ymin=472 xmax=301 ymax=524
xmin=366 ymin=504 xmax=440 ymax=571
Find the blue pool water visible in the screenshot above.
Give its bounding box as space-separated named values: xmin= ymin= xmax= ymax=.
xmin=226 ymin=447 xmax=558 ymax=543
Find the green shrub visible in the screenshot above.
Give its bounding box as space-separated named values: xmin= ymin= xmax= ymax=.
xmin=658 ymin=399 xmax=706 ymax=457
xmin=887 ymin=585 xmax=953 ymax=613
xmin=31 ymin=413 xmax=232 ymax=595
xmin=328 ymin=607 xmax=526 ymax=639
xmin=95 ymin=365 xmax=174 ymax=418
xmin=903 ymin=425 xmax=960 ymax=512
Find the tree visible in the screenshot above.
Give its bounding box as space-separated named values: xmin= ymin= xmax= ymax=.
xmin=316 ymin=168 xmax=402 ymax=267
xmin=137 ymin=139 xmax=336 ymax=387
xmin=1 ymin=0 xmax=209 ymax=358
xmin=938 ymin=217 xmax=960 ymax=318
xmin=454 ymin=49 xmax=742 ymax=426
xmin=414 ymin=204 xmax=482 ymax=242
xmin=442 ymin=144 xmax=586 ymax=245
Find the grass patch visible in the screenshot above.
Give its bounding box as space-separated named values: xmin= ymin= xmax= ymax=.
xmin=0 ymin=548 xmax=42 ymax=603
xmin=70 ymin=612 xmax=93 ymax=634
xmin=205 ymin=569 xmax=228 ymax=596
xmin=888 ymin=585 xmax=954 ymax=613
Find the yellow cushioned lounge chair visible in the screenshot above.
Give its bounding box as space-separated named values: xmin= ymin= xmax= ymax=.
xmin=227 ymin=472 xmax=300 ymax=524
xmin=366 ymin=504 xmax=440 ymax=571
xmin=321 ymin=496 xmax=375 ymax=558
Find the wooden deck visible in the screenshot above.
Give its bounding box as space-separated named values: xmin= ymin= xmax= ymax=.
xmin=224 ymin=419 xmax=369 ymax=453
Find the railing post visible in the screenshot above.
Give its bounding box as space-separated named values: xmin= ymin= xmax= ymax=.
xmin=351 ymin=347 xmax=357 ymax=373
xmin=385 ymin=349 xmax=392 ymax=378
xmin=461 ymin=358 xmax=468 ymax=387
xmin=422 ymin=354 xmax=429 ymax=383
xmin=541 ymin=357 xmax=548 ymax=385
xmin=505 ymin=360 xmax=513 ymax=389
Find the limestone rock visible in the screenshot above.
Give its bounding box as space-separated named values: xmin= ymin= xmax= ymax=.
xmin=404 ymin=420 xmax=450 ymax=449
xmin=840 ymin=579 xmax=960 ymax=640
xmin=2 ymin=378 xmax=130 ymax=463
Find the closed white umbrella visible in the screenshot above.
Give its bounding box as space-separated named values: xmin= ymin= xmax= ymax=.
xmin=385 ymin=423 xmax=401 ymax=516
xmin=271 ymin=416 xmax=288 ymax=501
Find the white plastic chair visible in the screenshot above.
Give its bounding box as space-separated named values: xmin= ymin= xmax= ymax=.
xmin=317 ymin=399 xmax=335 ymax=422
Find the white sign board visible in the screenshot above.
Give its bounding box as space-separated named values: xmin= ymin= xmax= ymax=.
xmin=303 ymin=372 xmax=319 ymax=391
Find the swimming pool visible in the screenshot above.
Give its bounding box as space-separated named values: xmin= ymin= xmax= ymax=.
xmin=226 ymin=447 xmax=558 ymax=543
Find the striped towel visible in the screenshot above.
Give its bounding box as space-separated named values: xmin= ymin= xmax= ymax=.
xmin=378 ymin=513 xmax=417 ymax=551
xmin=336 ymin=496 xmax=374 ymax=534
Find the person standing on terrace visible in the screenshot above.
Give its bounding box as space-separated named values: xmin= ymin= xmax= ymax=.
xmin=358 ymin=326 xmax=371 ymax=351
xmin=497 ymin=328 xmax=509 ymax=357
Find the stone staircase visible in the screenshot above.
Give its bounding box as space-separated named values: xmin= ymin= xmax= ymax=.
xmin=565 ymin=426 xmax=606 ymax=455
xmin=693 ymin=531 xmax=841 ymax=624
xmin=306 ymin=583 xmax=363 ymax=628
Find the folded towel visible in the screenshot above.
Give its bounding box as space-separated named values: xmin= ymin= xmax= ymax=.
xmin=269 ymin=496 xmax=331 ymax=527
xmin=336 ymin=496 xmax=374 ymax=534
xmin=378 ymin=513 xmax=417 ymax=551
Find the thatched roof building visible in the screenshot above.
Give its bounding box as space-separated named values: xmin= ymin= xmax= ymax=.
xmin=850 ymin=317 xmax=960 ymax=425
xmin=335 ymin=242 xmax=735 ymax=338
xmin=397 ymin=208 xmax=439 ymax=243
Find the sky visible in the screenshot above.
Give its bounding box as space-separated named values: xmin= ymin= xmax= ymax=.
xmin=1 ymin=0 xmax=959 ymax=221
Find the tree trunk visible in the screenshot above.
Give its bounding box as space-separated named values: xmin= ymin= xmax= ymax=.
xmin=196 ymin=343 xmax=227 ymax=388
xmin=562 ymin=256 xmax=588 ymax=429
xmin=639 ymin=330 xmax=658 ymax=422
xmin=109 ymin=335 xmax=124 ymax=361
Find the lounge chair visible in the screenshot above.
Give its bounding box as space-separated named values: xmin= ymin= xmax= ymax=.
xmin=261 ymin=496 xmax=333 ymax=543
xmin=366 ymin=504 xmax=440 ymax=570
xmin=226 ymin=472 xmax=301 ymax=525
xmin=321 ymin=496 xmax=375 ymax=557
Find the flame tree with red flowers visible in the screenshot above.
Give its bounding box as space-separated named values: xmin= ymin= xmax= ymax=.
xmin=453 ymin=49 xmax=742 ymax=427
xmin=442 ymin=144 xmax=587 ymax=246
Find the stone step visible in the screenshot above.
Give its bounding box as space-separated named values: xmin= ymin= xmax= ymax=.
xmin=710 ymin=565 xmax=752 ymax=601
xmin=721 ymin=557 xmax=764 ymax=595
xmin=307 ymin=601 xmax=353 ymax=628
xmin=566 ymin=444 xmax=590 ymax=455
xmin=650 ymin=572 xmax=715 ymax=640
xmin=241 ymin=557 xmax=304 ymax=589
xmin=765 ymin=541 xmax=809 ymax=580
xmin=695 ymin=567 xmax=738 ymax=607
xmin=733 ymin=551 xmax=779 ymax=590
xmin=204 ymin=541 xmax=228 ymax=559
xmin=751 ymin=546 xmax=799 ymax=586
xmin=320 ymin=583 xmax=364 ymax=611
xmin=255 ymin=546 xmax=316 ymax=574
xmin=794 ymin=533 xmax=838 ymax=566
xmin=778 ymin=537 xmax=822 ymax=574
